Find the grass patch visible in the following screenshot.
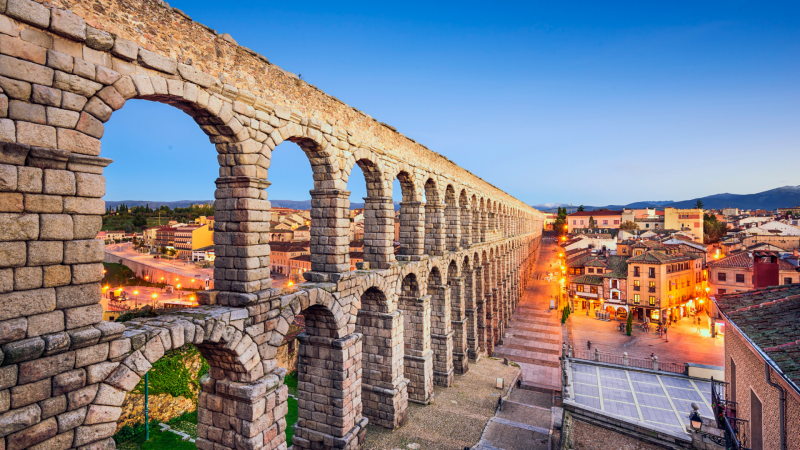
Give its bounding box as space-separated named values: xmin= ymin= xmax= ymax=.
xmin=116 ymin=429 xmax=197 ymax=450
xmin=284 ymin=371 xmax=298 ymax=397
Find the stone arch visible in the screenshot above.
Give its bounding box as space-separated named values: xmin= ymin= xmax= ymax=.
xmin=423 ymin=177 xmax=445 ymax=256
xmin=355 ymin=286 xmax=408 ymax=429
xmin=444 ymin=185 xmax=460 ymax=251
xmin=395 ymin=167 xmax=424 ymax=259
xmin=0 ymin=2 xmax=543 ymax=448
xmin=427 ymin=266 xmax=453 ymax=386
xmin=398 ymin=272 xmax=434 ymax=403
xmin=345 ymin=150 xmax=395 ymax=269
xmin=459 ymin=189 xmax=472 ymax=248
xmin=85 ymin=308 xmax=279 ymax=450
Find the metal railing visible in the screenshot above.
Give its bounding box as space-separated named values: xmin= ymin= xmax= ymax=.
xmin=711 ymin=377 xmax=750 ymax=450
xmin=570 ymin=348 xmax=686 ymax=375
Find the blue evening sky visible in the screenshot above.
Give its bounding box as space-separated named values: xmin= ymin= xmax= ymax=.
xmin=102 ymin=1 xmax=800 ymax=207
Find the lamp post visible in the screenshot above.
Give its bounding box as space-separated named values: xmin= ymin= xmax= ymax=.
xmin=689 ymin=403 xmax=702 ymax=431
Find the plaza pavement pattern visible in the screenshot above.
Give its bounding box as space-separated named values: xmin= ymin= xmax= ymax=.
xmin=569 ymin=362 xmax=714 ymax=435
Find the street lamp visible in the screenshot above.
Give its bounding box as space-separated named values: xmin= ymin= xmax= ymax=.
xmin=689 ymin=403 xmax=702 ymax=431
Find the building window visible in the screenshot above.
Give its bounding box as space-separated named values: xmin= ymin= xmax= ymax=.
xmin=649 ymin=296 xmax=656 ymax=306
xmin=718 ymin=288 xmax=727 ymax=294
xmin=577 ymin=285 xmax=584 ymax=292
xmin=718 ymin=272 xmax=727 ymax=282
xmin=648 ymin=268 xmax=655 ymax=278
xmin=649 ymin=281 xmax=656 ymax=292
xmin=612 ymin=280 xmax=618 ymax=289
xmin=572 ymin=220 xmax=576 ymax=225
xmin=633 ymin=280 xmax=640 ymax=291
xmin=612 ymin=291 xmax=619 ymax=300
xmin=735 ymin=274 xmax=745 ymax=283
xmin=588 ymin=268 xmax=594 ymax=273
xmin=634 ymin=294 xmax=640 ymax=304
xmin=603 ymin=220 xmax=608 ymax=225
xmin=633 ymin=267 xmax=640 ymax=277
xmin=590 ymin=286 xmax=598 ymax=294
xmin=784 ymin=277 xmax=793 ymax=285
xmin=614 ymin=220 xmax=620 ymax=225
xmin=751 ymin=390 xmax=763 ymax=450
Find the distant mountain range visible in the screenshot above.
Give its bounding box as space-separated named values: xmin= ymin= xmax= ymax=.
xmin=533 ymin=185 xmax=800 ymax=213
xmin=104 ymin=199 xmax=402 ymax=211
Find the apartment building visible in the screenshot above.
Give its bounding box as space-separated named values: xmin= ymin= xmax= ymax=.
xmin=566 ymin=210 xmax=623 ymax=233
xmin=663 ymin=207 xmax=704 ymax=242
xmin=270 ymin=243 xmax=311 ymax=276
xmin=707 ymin=251 xmax=799 ymax=296
xmin=626 ymin=248 xmax=705 ymax=322
xmin=174 ymin=224 xmax=213 ymax=259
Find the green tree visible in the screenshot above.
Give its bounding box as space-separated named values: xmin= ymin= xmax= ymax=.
xmin=132 ymin=214 xmax=147 ymax=228
xmin=695 ymin=199 xmax=704 ymax=210
xmin=588 ymin=216 xmax=596 ymax=229
xmin=626 ymin=312 xmax=633 ymax=336
xmin=619 ymin=221 xmax=639 ymax=231
xmin=577 ymin=205 xmax=586 ymax=212
xmin=703 ymin=214 xmax=728 ymax=244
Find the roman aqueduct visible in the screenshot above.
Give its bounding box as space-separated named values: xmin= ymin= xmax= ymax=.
xmin=0 ymin=0 xmax=544 ymax=448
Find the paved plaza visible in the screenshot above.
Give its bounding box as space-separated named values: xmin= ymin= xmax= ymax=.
xmin=567 ymin=300 xmax=724 ymax=367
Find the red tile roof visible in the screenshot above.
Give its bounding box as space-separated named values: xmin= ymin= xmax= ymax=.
xmin=714 ymin=285 xmax=800 ymax=387
xmin=567 ymin=210 xmax=623 ymax=217
xmin=707 ymin=252 xmax=798 ymax=270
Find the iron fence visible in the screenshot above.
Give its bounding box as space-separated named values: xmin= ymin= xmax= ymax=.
xmin=571 ymin=349 xmax=686 ymax=375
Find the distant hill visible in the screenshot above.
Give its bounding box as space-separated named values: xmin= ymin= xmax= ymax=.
xmin=104 ymin=200 xmax=214 ymax=210
xmin=533 ymin=185 xmax=800 ymax=213
xmin=104 ymin=199 xmax=402 ymax=211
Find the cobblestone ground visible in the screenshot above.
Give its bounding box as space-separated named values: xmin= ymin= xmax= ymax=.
xmin=567 ymin=305 xmax=724 ymax=367
xmin=363 ymin=358 xmax=519 ymax=450
xmin=493 ymin=239 xmax=563 ymax=390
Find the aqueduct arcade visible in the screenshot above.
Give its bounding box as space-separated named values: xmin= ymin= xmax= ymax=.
xmin=0 ymin=0 xmax=544 ymax=448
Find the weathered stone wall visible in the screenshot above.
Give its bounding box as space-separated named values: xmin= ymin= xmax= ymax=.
xmin=0 ymin=0 xmax=544 ymax=448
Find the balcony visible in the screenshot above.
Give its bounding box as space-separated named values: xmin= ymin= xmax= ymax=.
xmin=633 ymin=286 xmax=640 ymax=291
xmin=648 ymin=287 xmax=656 ymax=293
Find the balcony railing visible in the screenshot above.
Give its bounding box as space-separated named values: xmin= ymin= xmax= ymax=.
xmin=633 ymin=286 xmax=640 ymax=291
xmin=711 ymin=378 xmax=750 ymax=450
xmin=648 ymin=287 xmax=656 ymax=293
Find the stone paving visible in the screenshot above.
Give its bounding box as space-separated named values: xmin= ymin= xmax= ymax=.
xmin=493 ymin=240 xmax=562 ymax=390
xmin=362 ymin=357 xmax=519 ymax=450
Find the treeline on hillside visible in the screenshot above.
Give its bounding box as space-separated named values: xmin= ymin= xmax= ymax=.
xmin=103 ymin=203 xmax=215 ymax=232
